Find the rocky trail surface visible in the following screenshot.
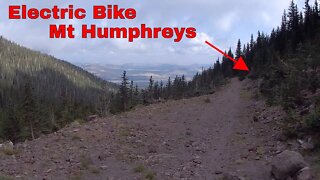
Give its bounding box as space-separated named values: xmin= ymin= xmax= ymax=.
xmin=0 ymin=79 xmax=293 ymax=179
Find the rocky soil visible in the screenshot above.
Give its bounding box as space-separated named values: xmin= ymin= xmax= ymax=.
xmin=0 ymin=78 xmax=315 ymax=180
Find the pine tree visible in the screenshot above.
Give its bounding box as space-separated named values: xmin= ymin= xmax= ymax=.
xmin=288 ymin=1 xmax=299 ymax=31
xmin=281 ymin=10 xmax=288 ymax=32
xmin=148 ymin=76 xmax=154 ymax=101
xmin=278 ymin=10 xmax=288 ymax=53
xmin=160 ymin=81 xmax=164 ymax=99
xmin=235 ymin=39 xmax=242 ymax=59
xmin=181 ymin=75 xmax=187 ymax=96
xmin=119 ymin=71 xmax=129 ymax=111
xmin=133 ymin=84 xmax=140 ymax=105
xmin=1 ymin=103 xmax=20 ymax=142
xmin=153 ymin=81 xmax=159 ymax=100
xmin=166 ymin=77 xmax=172 ymax=99
xmin=97 ymin=83 xmax=110 ymax=117
xmin=287 ymin=0 xmax=300 ymax=49
xmin=129 ymin=80 xmax=134 ymax=108
xmin=304 ymin=0 xmax=312 ymax=37
xmin=21 ymin=82 xmax=38 ymax=140
xmin=250 ymin=34 xmax=254 ymax=51
xmin=59 ymin=88 xmax=73 ymax=126
xmin=315 ymin=0 xmax=319 ymax=15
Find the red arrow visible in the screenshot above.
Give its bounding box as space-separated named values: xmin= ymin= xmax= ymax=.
xmin=205 ymin=40 xmax=249 ymax=71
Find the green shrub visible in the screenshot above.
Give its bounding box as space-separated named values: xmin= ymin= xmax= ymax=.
xmin=145 ymin=172 xmax=156 ymax=180
xmin=282 ymin=111 xmax=301 ymax=139
xmin=133 ymin=165 xmax=145 ymax=173
xmin=305 ymin=108 xmax=320 ymax=132
xmin=0 ymin=174 xmax=13 ymax=180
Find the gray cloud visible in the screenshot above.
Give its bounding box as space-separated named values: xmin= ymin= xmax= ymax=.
xmin=0 ymin=0 xmax=302 ymax=65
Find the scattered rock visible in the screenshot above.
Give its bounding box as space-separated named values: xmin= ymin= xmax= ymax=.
xmin=86 ymin=115 xmax=98 ymax=122
xmin=100 ymin=165 xmax=108 ymax=169
xmin=296 ymin=167 xmax=313 ymax=180
xmin=297 ymin=138 xmax=315 ymax=151
xmin=70 ymin=121 xmax=81 ymax=128
xmin=277 ymin=133 xmax=288 ymax=142
xmin=271 ymin=150 xmax=308 ymax=180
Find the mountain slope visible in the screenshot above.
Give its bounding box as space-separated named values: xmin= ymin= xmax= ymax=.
xmin=0 ymin=78 xmax=287 ymax=179
xmin=0 ymin=37 xmax=117 ymax=141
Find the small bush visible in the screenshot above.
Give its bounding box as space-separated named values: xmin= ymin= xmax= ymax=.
xmin=89 ymin=167 xmax=100 ymax=174
xmin=79 ymin=155 xmax=100 ymax=174
xmin=282 ymin=111 xmax=301 ymax=139
xmin=118 ymin=127 xmax=131 ymax=137
xmin=133 ymin=165 xmax=145 ymax=173
xmin=0 ymin=174 xmax=13 ymax=180
xmin=145 ymin=172 xmax=156 ymax=180
xmin=80 ymin=155 xmax=92 ymax=170
xmin=305 ymin=109 xmax=320 ymax=132
xmin=1 ymin=148 xmax=18 ymax=156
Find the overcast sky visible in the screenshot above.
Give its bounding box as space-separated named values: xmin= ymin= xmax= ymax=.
xmin=0 ymin=0 xmax=304 ymax=65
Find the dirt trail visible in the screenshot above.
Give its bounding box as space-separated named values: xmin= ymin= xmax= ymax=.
xmin=0 ymin=78 xmax=284 ymax=180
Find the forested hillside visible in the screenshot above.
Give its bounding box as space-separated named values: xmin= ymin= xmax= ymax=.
xmin=111 ymin=0 xmax=320 ymax=144
xmin=0 ymin=37 xmax=117 ymax=142
xmin=242 ymin=0 xmax=320 ymax=140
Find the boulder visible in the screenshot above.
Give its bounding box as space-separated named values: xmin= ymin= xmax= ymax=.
xmin=271 ymin=150 xmax=308 ymax=180
xmin=296 ymin=167 xmax=314 ymax=180
xmin=70 ymin=121 xmax=81 ymax=128
xmin=86 ymin=115 xmax=98 ymax=122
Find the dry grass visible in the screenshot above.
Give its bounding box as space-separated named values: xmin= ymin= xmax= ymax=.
xmin=118 ymin=126 xmax=131 ymax=137
xmin=79 ymin=155 xmax=100 ymax=174
xmin=1 ymin=148 xmax=18 ymax=156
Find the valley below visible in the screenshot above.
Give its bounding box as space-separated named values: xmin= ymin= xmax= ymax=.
xmin=80 ymin=63 xmax=208 ymax=87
